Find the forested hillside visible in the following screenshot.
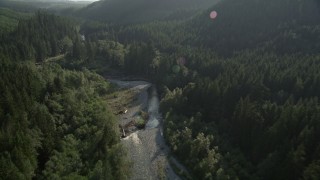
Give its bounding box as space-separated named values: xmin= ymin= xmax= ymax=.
xmin=0 ymin=0 xmax=89 ymax=14
xmin=186 ymin=0 xmax=320 ymax=55
xmin=160 ymin=52 xmax=320 ymax=179
xmin=111 ymin=0 xmax=320 ymax=56
xmin=1 ymin=0 xmax=320 ymax=179
xmin=0 ymin=12 xmax=130 ymax=179
xmin=0 ymin=11 xmax=80 ymax=62
xmin=76 ymin=0 xmax=320 ymax=179
xmin=0 ymin=8 xmax=30 ymax=33
xmin=77 ymin=0 xmax=219 ymax=24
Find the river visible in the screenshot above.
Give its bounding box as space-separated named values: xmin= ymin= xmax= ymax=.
xmin=146 ymin=86 xmax=161 ymax=129
xmin=107 ymin=79 xmax=181 ymax=180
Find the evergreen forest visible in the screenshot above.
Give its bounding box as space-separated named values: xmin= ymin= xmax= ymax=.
xmin=1 ymin=0 xmax=320 ymax=179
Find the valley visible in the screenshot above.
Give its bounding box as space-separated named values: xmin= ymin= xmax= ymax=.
xmin=1 ymin=0 xmax=320 ymax=179
xmin=107 ymin=78 xmax=185 ymax=180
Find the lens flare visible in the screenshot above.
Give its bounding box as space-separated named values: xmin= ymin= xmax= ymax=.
xmin=210 ymin=11 xmax=218 ymax=19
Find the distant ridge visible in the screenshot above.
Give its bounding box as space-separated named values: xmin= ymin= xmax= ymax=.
xmin=77 ymin=0 xmax=219 ymax=24
xmin=185 ymin=0 xmax=320 ymax=54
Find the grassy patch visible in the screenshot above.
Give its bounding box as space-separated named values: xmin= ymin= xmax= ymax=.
xmin=105 ymin=87 xmax=136 ymax=115
xmin=45 ymin=54 xmax=65 ymax=63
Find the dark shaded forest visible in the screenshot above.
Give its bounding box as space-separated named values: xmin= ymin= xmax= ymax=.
xmin=77 ymin=0 xmax=219 ymax=24
xmin=75 ymin=0 xmax=320 ymax=179
xmin=1 ymin=0 xmax=320 ymax=179
xmin=0 ymin=11 xmax=130 ymax=179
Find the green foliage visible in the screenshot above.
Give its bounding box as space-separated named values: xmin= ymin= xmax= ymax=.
xmin=159 ymin=52 xmax=320 ymax=179
xmin=1 ymin=0 xmax=320 ymax=178
xmin=0 ymin=11 xmax=79 ymax=62
xmin=0 ymin=0 xmax=90 ymax=14
xmin=0 ymin=8 xmax=30 ymax=33
xmin=105 ymin=0 xmax=320 ymax=57
xmin=77 ymin=1 xmax=320 ymax=177
xmin=135 ymin=117 xmax=146 ymax=129
xmin=0 ymin=60 xmax=130 ymax=179
xmin=77 ymin=0 xmax=219 ymax=24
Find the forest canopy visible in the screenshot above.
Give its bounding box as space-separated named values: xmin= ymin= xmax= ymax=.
xmin=0 ymin=11 xmax=130 ymax=179
xmin=1 ymin=0 xmax=320 ymax=179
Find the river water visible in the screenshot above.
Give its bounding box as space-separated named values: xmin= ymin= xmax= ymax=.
xmin=146 ymin=86 xmax=161 ymax=129
xmin=107 ymin=79 xmax=181 ymax=179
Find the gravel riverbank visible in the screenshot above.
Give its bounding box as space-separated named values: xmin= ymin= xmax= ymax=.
xmin=108 ymin=79 xmax=180 ymax=180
